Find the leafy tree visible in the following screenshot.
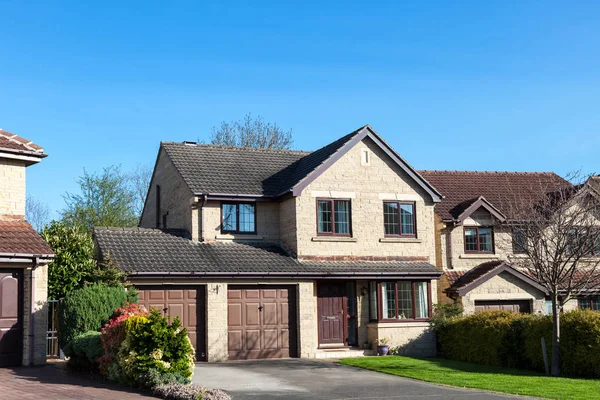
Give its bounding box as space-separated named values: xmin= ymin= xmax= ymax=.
xmin=61 ymin=165 xmax=138 ymax=231
xmin=128 ymin=163 xmax=152 ymax=217
xmin=210 ymin=113 xmax=294 ymax=149
xmin=26 ymin=195 xmax=52 ymax=231
xmin=41 ymin=220 xmax=126 ymax=299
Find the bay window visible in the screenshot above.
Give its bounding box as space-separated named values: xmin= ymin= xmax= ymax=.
xmin=369 ymin=281 xmax=431 ymax=321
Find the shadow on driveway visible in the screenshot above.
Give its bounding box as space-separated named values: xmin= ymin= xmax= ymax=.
xmin=0 ymin=362 xmax=155 ymax=400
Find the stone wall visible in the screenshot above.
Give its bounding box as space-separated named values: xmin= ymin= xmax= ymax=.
xmin=21 ymin=264 xmax=48 ymax=366
xmin=368 ymin=322 xmax=436 ymax=357
xmin=279 ymin=197 xmax=298 ymax=254
xmin=295 ymin=137 xmax=436 ymax=261
xmin=0 ymin=158 xmax=26 ymax=217
xmin=461 ymin=271 xmax=546 ymax=315
xmin=140 ymin=148 xmax=194 ymax=234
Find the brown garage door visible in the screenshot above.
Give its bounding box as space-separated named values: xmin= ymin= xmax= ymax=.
xmin=137 ymin=286 xmax=206 ymax=361
xmin=228 ymin=285 xmax=297 ymax=360
xmin=0 ymin=270 xmax=22 ymax=367
xmin=474 ymin=300 xmax=531 ymax=313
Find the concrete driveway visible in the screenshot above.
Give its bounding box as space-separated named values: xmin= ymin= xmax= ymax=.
xmin=193 ymin=359 xmax=534 ymax=400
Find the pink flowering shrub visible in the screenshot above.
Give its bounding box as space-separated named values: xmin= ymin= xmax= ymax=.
xmin=98 ymin=302 xmax=148 ymax=380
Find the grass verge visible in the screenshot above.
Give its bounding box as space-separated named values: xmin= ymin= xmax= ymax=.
xmin=338 ymin=356 xmax=600 ymax=400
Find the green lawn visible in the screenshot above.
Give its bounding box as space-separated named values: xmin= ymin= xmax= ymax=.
xmin=339 ymin=357 xmax=600 ymax=400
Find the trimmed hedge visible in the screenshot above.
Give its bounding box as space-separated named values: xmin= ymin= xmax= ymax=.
xmin=435 ymin=310 xmax=600 ymax=378
xmin=59 ymin=284 xmax=137 ymax=351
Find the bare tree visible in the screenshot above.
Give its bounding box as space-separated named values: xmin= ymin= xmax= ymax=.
xmin=210 ymin=113 xmax=294 ymax=149
xmin=128 ymin=163 xmax=152 ymax=217
xmin=26 ymin=195 xmax=52 ymax=232
xmin=503 ymin=171 xmax=600 ymax=376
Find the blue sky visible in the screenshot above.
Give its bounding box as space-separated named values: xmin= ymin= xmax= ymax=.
xmin=1 ymin=1 xmax=599 ymax=217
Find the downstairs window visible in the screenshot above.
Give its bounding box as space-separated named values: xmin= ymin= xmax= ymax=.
xmin=369 ymin=281 xmax=431 ymax=321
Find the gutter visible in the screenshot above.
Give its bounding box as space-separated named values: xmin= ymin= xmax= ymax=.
xmin=127 ymin=270 xmax=442 ymax=280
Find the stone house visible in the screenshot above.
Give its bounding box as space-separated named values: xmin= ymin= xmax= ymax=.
xmin=95 ymin=125 xmax=444 ymax=361
xmin=420 ymin=170 xmax=600 ymax=315
xmin=0 ymin=130 xmax=53 ymax=367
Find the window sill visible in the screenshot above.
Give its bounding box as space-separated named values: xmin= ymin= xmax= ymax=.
xmin=368 ymin=321 xmax=431 ymax=328
xmin=215 ymin=234 xmax=264 ymax=241
xmin=508 ymin=254 xmax=528 ymax=259
xmin=311 ymin=236 xmax=358 ymax=243
xmin=379 ymin=237 xmax=422 ymax=243
xmin=459 ymin=254 xmax=499 ymax=259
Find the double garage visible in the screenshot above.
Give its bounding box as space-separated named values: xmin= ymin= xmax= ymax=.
xmin=137 ymin=284 xmax=298 ymax=361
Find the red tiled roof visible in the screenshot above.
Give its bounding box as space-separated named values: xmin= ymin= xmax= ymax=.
xmin=445 ymin=270 xmax=466 ymax=285
xmin=419 ymin=170 xmax=571 ymax=221
xmin=0 ymin=129 xmax=46 ymax=158
xmin=0 ymin=221 xmax=53 ymax=256
xmin=448 ymin=261 xmax=506 ymax=290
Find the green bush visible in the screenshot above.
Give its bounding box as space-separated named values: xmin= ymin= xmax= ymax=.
xmin=435 ymin=310 xmax=600 ymax=378
xmin=65 ymin=331 xmax=103 ymax=370
xmin=119 ymin=309 xmax=195 ymax=386
xmin=59 ymin=284 xmax=138 ymax=351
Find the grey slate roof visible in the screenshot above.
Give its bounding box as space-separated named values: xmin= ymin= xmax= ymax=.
xmin=161 ymin=129 xmax=361 ymax=197
xmin=94 ymin=227 xmax=440 ymax=277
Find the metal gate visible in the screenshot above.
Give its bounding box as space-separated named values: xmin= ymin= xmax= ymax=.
xmin=46 ymin=300 xmax=59 ymax=358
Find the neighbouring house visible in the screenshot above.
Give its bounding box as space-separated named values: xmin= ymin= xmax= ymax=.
xmin=0 ymin=129 xmax=53 ymax=367
xmin=94 ymin=125 xmax=444 ymax=361
xmin=420 ymin=170 xmax=600 ymax=315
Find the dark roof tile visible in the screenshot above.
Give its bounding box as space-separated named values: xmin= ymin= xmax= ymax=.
xmin=161 ymin=128 xmax=362 ymax=197
xmin=94 ymin=227 xmax=439 ymax=276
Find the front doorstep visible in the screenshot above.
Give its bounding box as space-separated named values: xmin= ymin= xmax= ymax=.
xmin=315 ymin=347 xmax=376 ymax=359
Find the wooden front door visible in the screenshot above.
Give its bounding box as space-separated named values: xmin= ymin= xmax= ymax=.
xmin=0 ymin=270 xmax=22 ymax=367
xmin=137 ymin=286 xmax=207 ymax=361
xmin=317 ymin=282 xmax=346 ymax=346
xmin=227 ymin=285 xmax=297 ymax=360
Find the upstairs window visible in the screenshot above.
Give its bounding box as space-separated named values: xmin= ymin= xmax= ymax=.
xmin=383 ymin=201 xmax=416 ymax=237
xmin=512 ymin=230 xmax=527 ymax=254
xmin=464 ymin=226 xmax=494 ymax=253
xmin=221 ymin=202 xmax=256 ymax=234
xmin=317 ymin=199 xmax=351 ymax=236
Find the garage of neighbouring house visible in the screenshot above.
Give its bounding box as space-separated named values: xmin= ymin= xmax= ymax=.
xmin=474 ymin=299 xmax=531 ymax=313
xmin=0 ymin=270 xmax=23 ymax=367
xmin=445 ymin=261 xmax=547 ymax=315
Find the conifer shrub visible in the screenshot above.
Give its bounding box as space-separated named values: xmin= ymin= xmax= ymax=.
xmin=59 ymin=284 xmax=137 ymax=352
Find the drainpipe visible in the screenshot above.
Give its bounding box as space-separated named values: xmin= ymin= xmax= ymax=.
xmin=199 ymin=195 xmax=207 ymax=242
xmin=29 ymin=257 xmax=38 ymax=366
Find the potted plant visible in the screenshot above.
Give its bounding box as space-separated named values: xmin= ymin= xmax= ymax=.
xmin=375 ymin=337 xmax=390 ymax=356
